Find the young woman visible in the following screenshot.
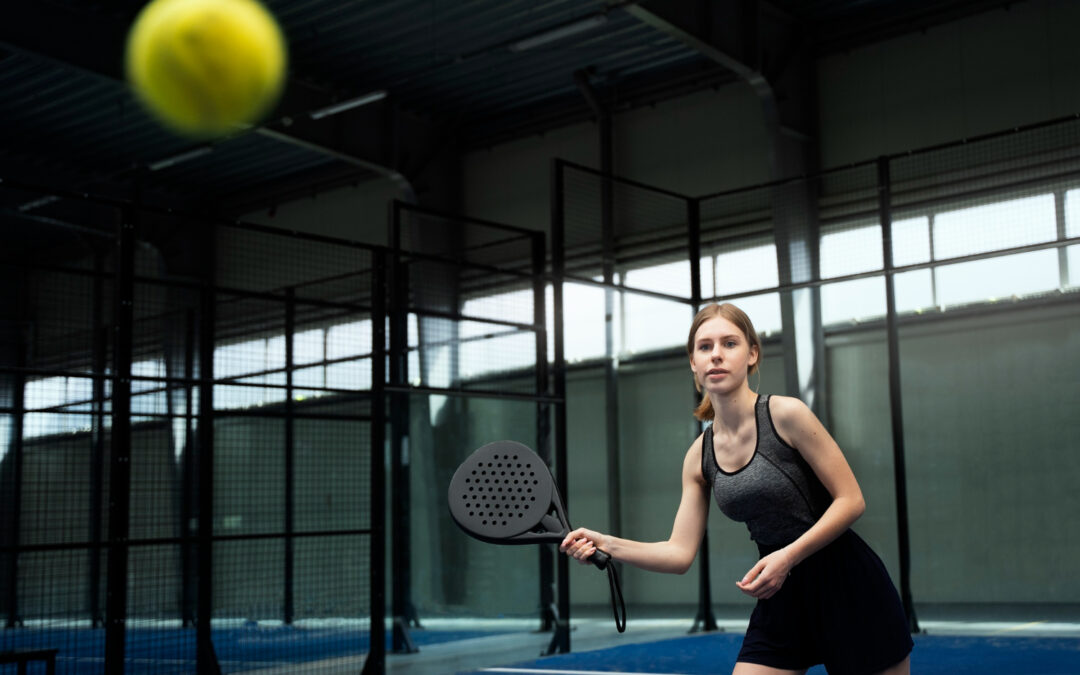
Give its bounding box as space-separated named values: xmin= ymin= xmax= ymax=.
xmin=560 ymin=303 xmax=913 ymax=675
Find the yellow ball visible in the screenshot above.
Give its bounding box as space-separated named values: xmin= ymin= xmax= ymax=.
xmin=126 ymin=0 xmax=287 ymax=137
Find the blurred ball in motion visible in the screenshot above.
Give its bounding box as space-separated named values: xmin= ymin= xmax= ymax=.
xmin=126 ymin=0 xmax=287 ymax=137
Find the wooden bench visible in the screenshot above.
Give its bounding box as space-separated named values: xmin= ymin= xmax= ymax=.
xmin=0 ymin=649 xmax=58 ymax=675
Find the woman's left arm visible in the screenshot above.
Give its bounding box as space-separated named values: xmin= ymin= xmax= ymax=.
xmin=735 ymin=395 xmax=866 ymax=599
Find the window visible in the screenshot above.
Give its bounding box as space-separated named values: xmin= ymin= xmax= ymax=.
xmin=623 ymin=261 xmax=692 ymax=354
xmin=820 ymin=192 xmax=1068 ymax=324
xmin=1065 ymin=189 xmax=1080 ymax=287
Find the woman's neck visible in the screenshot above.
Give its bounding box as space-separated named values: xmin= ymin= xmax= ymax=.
xmin=711 ymin=386 xmax=756 ymax=433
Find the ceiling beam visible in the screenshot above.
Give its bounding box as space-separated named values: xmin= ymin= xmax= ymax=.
xmin=0 ymin=1 xmax=430 ymax=209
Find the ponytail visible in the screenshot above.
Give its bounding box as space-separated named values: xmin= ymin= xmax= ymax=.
xmin=693 ymin=393 xmax=714 ymax=421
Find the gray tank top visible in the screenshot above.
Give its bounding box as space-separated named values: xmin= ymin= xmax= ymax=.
xmin=701 ymin=395 xmax=833 ymax=547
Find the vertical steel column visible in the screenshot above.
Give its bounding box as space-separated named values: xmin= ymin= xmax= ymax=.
xmin=363 ymin=251 xmax=388 ymax=675
xmin=389 ymin=204 xmax=418 ymax=654
xmin=104 ymin=208 xmax=135 ymax=674
xmin=877 ymin=157 xmax=919 ymax=633
xmin=181 ymin=310 xmax=195 ymax=627
xmin=687 ymin=199 xmax=717 ymax=633
xmin=546 ymin=160 xmax=571 ymax=654
xmin=576 ymin=68 xmax=622 ymax=547
xmin=598 ymin=120 xmax=623 ymax=551
xmin=88 ymin=252 xmax=107 ymax=627
xmin=531 ymin=228 xmax=555 ymax=634
xmin=3 ymin=342 xmax=25 ymax=629
xmin=284 ymin=288 xmax=296 ymax=625
xmin=196 ymin=229 xmax=222 ymax=674
xmin=533 ymin=229 xmax=550 ymax=476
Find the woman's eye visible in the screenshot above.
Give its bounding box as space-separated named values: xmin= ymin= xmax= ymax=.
xmin=724 ymin=341 xmax=737 ymax=348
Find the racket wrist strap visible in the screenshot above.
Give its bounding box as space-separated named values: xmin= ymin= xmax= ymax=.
xmin=607 ymin=563 xmax=626 ymax=633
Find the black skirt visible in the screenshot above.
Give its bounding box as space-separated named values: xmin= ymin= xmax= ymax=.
xmin=737 ymin=529 xmax=914 ymax=675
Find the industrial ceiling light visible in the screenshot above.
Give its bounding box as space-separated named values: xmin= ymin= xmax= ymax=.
xmin=508 ymin=14 xmax=609 ymax=52
xmin=309 ymin=90 xmax=389 ymax=120
xmin=147 ymin=145 xmax=215 ymax=171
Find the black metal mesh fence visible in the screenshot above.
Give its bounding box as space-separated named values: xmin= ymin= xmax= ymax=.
xmin=0 ymin=188 xmax=384 ymax=673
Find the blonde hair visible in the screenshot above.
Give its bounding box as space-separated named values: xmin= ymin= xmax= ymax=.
xmin=686 ymin=303 xmax=761 ymax=421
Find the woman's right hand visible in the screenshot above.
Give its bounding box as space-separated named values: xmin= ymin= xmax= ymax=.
xmin=560 ymin=527 xmax=608 ymax=564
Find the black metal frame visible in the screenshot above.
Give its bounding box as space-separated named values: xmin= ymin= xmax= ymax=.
xmin=388 ymin=199 xmax=556 ymax=654
xmin=550 ymin=114 xmax=1080 ymax=638
xmin=0 ymin=180 xmax=391 ymax=674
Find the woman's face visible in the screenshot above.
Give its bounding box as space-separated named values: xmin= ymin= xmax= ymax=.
xmin=689 ymin=316 xmax=758 ymax=394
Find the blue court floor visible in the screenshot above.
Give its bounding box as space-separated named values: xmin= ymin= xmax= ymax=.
xmin=463 ymin=631 xmax=1080 ymax=674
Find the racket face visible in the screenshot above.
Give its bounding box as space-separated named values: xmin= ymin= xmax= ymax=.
xmin=448 ymin=440 xmax=555 ymax=543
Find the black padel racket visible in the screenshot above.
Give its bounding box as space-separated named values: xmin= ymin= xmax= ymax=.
xmin=448 ymin=440 xmax=626 ymax=632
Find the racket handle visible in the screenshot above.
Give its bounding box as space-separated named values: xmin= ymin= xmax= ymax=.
xmin=590 ymin=548 xmax=612 ymax=570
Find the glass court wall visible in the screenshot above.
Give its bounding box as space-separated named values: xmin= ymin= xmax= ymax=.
xmin=543 ymin=114 xmax=1080 ymax=627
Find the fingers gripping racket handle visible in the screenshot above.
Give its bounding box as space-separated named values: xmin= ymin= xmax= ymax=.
xmin=589 ymin=548 xmax=611 ymax=570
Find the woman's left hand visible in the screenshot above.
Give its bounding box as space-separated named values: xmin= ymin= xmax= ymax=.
xmin=736 ymin=547 xmax=795 ymax=600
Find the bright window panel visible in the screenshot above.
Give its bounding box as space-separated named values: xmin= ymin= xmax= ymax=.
xmin=267 ymin=336 xmax=285 ymax=371
xmin=460 ymin=291 xmax=533 ymax=339
xmin=326 ymin=320 xmax=372 ymax=359
xmin=821 ymin=277 xmax=885 ymax=326
xmin=894 ymin=269 xmax=935 ymax=313
xmin=724 ymin=293 xmax=783 ymax=336
xmin=326 ymin=360 xmax=372 ymax=391
xmin=24 ymin=377 xmax=65 ymax=410
xmin=622 ymin=291 xmax=690 ymax=355
xmin=293 ymin=329 xmax=324 ymax=366
xmin=423 ymin=345 xmax=452 ymax=388
xmin=623 ymin=260 xmax=691 ymax=298
xmin=65 ymin=377 xmax=94 ymax=411
xmin=699 ymin=257 xmax=715 ymax=301
xmin=460 ymin=331 xmax=535 ymax=379
xmin=821 ymin=225 xmax=883 ymax=278
xmin=131 ymin=360 xmax=164 ymax=393
xmin=933 ymin=194 xmax=1056 ymax=259
xmin=546 ymin=282 xmax=609 ymax=363
xmin=0 ymin=416 xmax=10 ymax=462
xmin=1065 ymin=189 xmax=1080 ymax=237
xmin=935 ymin=250 xmax=1059 ymax=307
xmin=891 ymin=217 xmax=931 ymax=266
xmin=1069 ymin=246 xmax=1080 ymax=288
xmin=714 ymin=244 xmax=779 ymax=295
xmin=215 ymin=340 xmax=261 ymax=378
xmin=131 ymin=390 xmax=165 ymax=415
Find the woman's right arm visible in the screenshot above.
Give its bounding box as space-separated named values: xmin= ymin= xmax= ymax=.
xmin=559 ymin=436 xmax=710 ymax=575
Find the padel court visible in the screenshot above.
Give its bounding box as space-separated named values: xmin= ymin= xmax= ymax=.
xmin=3 ymin=2 xmax=1080 ymax=674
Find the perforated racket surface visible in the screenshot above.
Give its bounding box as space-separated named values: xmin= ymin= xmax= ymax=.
xmin=447 ymin=440 xmax=567 ymax=548
xmin=447 ymin=440 xmax=625 ymax=632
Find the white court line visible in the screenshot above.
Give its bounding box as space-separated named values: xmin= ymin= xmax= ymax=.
xmin=988 ymin=620 xmax=1049 ymax=635
xmin=486 ymin=665 xmax=686 ymax=669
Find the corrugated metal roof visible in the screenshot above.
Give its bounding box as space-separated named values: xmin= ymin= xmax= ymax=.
xmin=0 ymin=0 xmax=1013 ymax=227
